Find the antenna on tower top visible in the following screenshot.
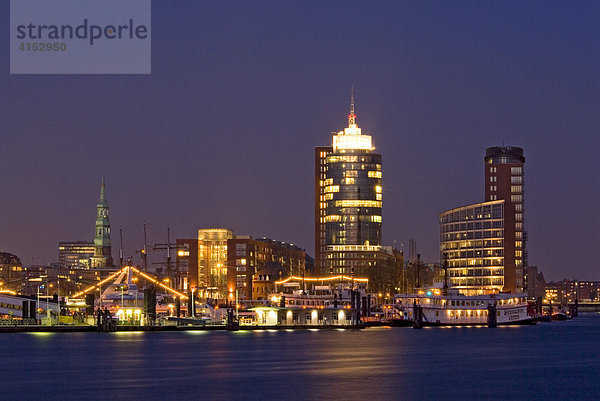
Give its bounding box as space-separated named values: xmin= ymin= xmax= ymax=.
xmin=348 ymin=85 xmax=356 ymax=125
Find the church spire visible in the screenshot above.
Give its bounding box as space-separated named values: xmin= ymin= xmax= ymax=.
xmin=100 ymin=175 xmax=106 ymax=201
xmin=92 ymin=176 xmax=113 ymax=268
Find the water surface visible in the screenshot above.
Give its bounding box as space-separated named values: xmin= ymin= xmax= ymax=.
xmin=2 ymin=314 xmax=599 ymax=400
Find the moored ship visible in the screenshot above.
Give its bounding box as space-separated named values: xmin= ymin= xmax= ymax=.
xmin=390 ymin=291 xmax=536 ymax=326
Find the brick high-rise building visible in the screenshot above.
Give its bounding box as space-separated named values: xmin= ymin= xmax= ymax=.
xmin=484 ymin=146 xmax=526 ymax=293
xmin=315 ymin=145 xmax=332 ymax=274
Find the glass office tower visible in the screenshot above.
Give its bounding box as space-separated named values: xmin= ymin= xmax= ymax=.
xmin=318 ymin=93 xmax=383 ymax=275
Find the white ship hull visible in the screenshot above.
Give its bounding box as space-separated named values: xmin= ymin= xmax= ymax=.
xmin=393 ymin=293 xmax=535 ymax=326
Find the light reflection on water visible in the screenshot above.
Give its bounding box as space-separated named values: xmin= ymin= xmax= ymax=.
xmin=2 ymin=315 xmax=600 ymax=400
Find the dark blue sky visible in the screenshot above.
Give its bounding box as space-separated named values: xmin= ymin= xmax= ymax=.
xmin=1 ymin=1 xmax=598 ymax=281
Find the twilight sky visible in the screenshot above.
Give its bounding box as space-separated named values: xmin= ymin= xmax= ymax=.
xmin=1 ymin=1 xmax=598 ymax=281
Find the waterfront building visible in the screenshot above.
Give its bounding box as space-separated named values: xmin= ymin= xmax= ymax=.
xmin=484 ymin=146 xmax=526 ymax=293
xmin=545 ymin=280 xmax=600 ymax=304
xmin=0 ymin=252 xmax=22 ymax=292
xmin=439 ymin=200 xmax=506 ymax=295
xmin=175 ymin=238 xmax=198 ymax=291
xmin=525 ymin=265 xmax=546 ymax=299
xmin=315 ymin=145 xmax=333 ymax=274
xmin=252 ymin=262 xmax=285 ymax=300
xmin=91 ymin=177 xmax=113 ymax=268
xmin=248 ymin=305 xmax=359 ymax=327
xmin=198 ymin=229 xmax=233 ymax=299
xmin=227 ymin=236 xmax=306 ymax=300
xmin=58 ymin=241 xmax=95 ymax=270
xmin=439 ymin=146 xmax=526 ymax=295
xmin=315 ymin=91 xmax=383 ymax=277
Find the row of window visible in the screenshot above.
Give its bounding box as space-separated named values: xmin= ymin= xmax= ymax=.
xmin=324 ymin=215 xmax=382 ymax=223
xmin=487 ymin=166 xmax=522 ymax=175
xmin=441 ymin=230 xmax=503 ymax=241
xmin=441 ymin=239 xmax=503 ymax=249
xmin=441 ymin=221 xmax=503 ymax=231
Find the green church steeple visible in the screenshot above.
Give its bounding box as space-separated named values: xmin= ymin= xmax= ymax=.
xmin=91 ymin=176 xmax=113 ymax=268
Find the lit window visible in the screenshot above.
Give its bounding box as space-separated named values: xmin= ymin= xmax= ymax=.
xmin=375 ymin=185 xmax=382 ymax=193
xmin=511 ymin=186 xmax=522 ymax=193
xmin=344 ymin=178 xmax=355 ymax=184
xmin=511 ymin=167 xmax=522 ymax=175
xmin=511 ymin=195 xmax=522 ymax=202
xmin=335 ymin=200 xmax=382 ymax=208
xmin=368 ymin=171 xmax=382 ymax=178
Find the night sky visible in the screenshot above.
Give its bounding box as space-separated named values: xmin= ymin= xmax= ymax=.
xmin=1 ymin=1 xmax=598 ymax=281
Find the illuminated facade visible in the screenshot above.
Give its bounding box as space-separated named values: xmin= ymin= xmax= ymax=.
xmin=439 ymin=146 xmax=526 ymax=295
xmin=175 ymin=238 xmax=198 ymax=291
xmin=440 ymin=200 xmax=506 ymax=295
xmin=315 ymin=146 xmax=332 ymax=275
xmin=227 ymin=236 xmax=306 ymax=300
xmin=316 ymin=91 xmax=382 ymax=276
xmin=484 ymin=146 xmax=526 ymax=293
xmin=58 ymin=241 xmax=95 ymax=270
xmin=198 ymin=228 xmax=233 ymax=298
xmin=91 ymin=177 xmax=113 ymax=268
xmin=0 ymin=252 xmax=22 ymax=292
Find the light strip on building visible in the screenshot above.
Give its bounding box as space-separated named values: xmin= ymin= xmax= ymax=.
xmin=72 ymin=267 xmax=126 ymax=298
xmin=275 ymin=275 xmax=369 ymax=285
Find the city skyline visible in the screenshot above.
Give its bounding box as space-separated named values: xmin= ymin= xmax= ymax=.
xmin=1 ymin=2 xmax=598 ymax=281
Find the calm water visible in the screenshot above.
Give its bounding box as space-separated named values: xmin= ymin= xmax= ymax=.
xmin=1 ymin=314 xmax=599 ymax=401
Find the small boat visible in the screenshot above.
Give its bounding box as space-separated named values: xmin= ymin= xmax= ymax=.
xmin=551 ymin=312 xmax=569 ymax=321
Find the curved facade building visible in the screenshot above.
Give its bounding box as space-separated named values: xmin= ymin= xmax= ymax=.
xmin=440 ymin=200 xmax=505 ymax=295
xmin=316 ymin=92 xmax=383 ymax=275
xmin=439 ymin=145 xmax=526 ymax=295
xmin=324 ymin=152 xmax=382 ymax=246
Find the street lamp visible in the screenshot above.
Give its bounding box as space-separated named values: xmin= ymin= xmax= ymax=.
xmin=120 ymin=284 xmax=126 ymax=308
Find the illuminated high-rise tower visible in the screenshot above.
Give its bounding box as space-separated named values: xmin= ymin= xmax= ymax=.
xmin=315 ymin=89 xmax=383 ymax=276
xmin=91 ymin=177 xmax=113 ymax=268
